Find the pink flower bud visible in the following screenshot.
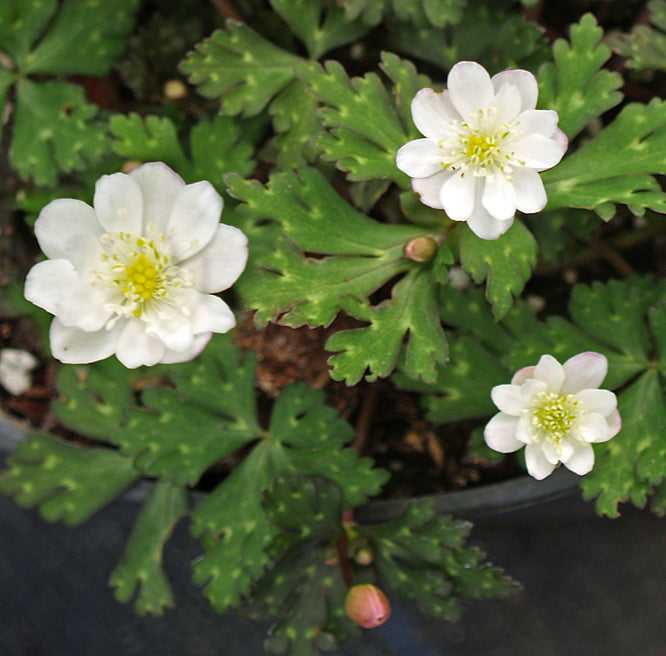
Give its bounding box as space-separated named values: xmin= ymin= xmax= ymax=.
xmin=404 ymin=236 xmax=438 ymax=262
xmin=345 ymin=584 xmax=391 ymax=629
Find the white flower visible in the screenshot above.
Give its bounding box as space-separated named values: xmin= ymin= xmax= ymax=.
xmin=25 ymin=162 xmax=248 ymax=369
xmin=484 ymin=352 xmax=621 ymax=480
xmin=0 ymin=348 xmax=39 ymax=395
xmin=396 ymin=61 xmax=568 ymax=240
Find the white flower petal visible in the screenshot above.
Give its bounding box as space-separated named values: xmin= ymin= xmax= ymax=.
xmin=93 ymin=172 xmax=143 ymax=234
xmin=146 ymin=315 xmax=194 ymax=352
xmin=491 ymin=69 xmax=538 ymax=111
xmin=442 ymin=171 xmax=477 ymax=220
xmin=183 ymin=223 xmax=249 ymax=293
xmin=515 ymin=109 xmax=560 ymax=137
xmin=490 ymin=384 xmax=523 ymax=415
xmin=563 ymin=442 xmax=595 ymax=476
xmin=167 ymin=181 xmax=223 ymax=261
xmin=542 ymin=438 xmax=574 ymax=465
xmin=50 ymin=319 xmax=120 ymax=364
xmin=160 ymin=332 xmax=212 ymax=365
xmin=573 ymin=412 xmax=611 ymax=444
xmin=191 ymin=294 xmax=236 ymax=335
xmin=396 ymin=139 xmax=446 ymax=178
xmin=25 ymin=259 xmax=78 ymax=316
xmin=484 ymin=413 xmax=523 ymax=453
xmin=513 ymin=133 xmax=567 ymax=170
xmin=533 ymin=354 xmax=565 ymax=392
xmin=129 ymin=162 xmax=185 ymax=230
xmin=482 ymin=175 xmax=517 ymax=221
xmin=511 ymin=365 xmax=536 ymax=385
xmin=466 ymin=194 xmax=513 ymax=239
xmin=511 ymin=168 xmax=547 ymax=214
xmin=447 ymin=61 xmax=494 ymax=117
xmin=606 ymin=410 xmax=622 ymax=439
xmin=115 ymin=319 xmax=166 ymax=368
xmin=560 ymin=352 xmax=608 ymax=394
xmin=524 ymin=444 xmax=556 ymax=480
xmin=34 ymin=199 xmax=102 ymax=261
xmin=489 ymin=82 xmax=522 ymax=126
xmin=411 ymin=172 xmax=452 ymax=210
xmin=574 ymin=389 xmax=617 ymax=417
xmin=516 ymin=412 xmax=537 ymax=444
xmin=411 ymin=88 xmax=460 ymax=139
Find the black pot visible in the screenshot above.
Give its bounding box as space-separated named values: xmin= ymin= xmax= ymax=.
xmin=1 ymin=413 xmax=664 ymax=656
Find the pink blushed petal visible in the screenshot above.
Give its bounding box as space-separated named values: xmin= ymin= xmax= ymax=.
xmin=511 ymin=168 xmax=547 ymax=214
xmin=560 ymin=352 xmax=608 ymax=394
xmin=574 ymin=389 xmax=617 ymax=417
xmin=524 ymin=444 xmax=556 ymax=480
xmin=511 ymin=365 xmax=536 ymax=385
xmin=396 ymin=139 xmax=446 ymax=178
xmin=167 ymin=181 xmax=223 ymax=261
xmin=491 ymin=69 xmax=538 ymax=112
xmin=160 ymin=332 xmax=212 ymax=365
xmin=93 ymin=172 xmax=143 ymax=234
xmin=513 ymin=133 xmax=567 ymax=170
xmin=411 ymin=88 xmax=461 ymax=139
xmin=34 ymin=199 xmax=102 ymax=261
xmin=183 ymin=224 xmax=249 ymax=293
xmin=49 ymin=319 xmax=120 ymax=364
xmin=129 ymin=162 xmax=185 ymax=231
xmin=490 ymin=384 xmax=523 ymax=415
xmin=533 ymin=354 xmax=565 ymax=393
xmin=447 ymin=61 xmax=494 ymax=117
xmin=115 ymin=319 xmax=166 ymax=368
xmin=563 ymin=442 xmax=595 ymax=476
xmin=482 ymin=175 xmax=517 ymax=221
xmin=411 ymin=172 xmax=452 ymax=210
xmin=442 ymin=171 xmax=477 ymax=220
xmin=484 ymin=413 xmax=523 ymax=453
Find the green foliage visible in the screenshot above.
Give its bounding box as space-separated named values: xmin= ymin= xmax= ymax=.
xmin=610 ymin=0 xmax=666 ymax=71
xmin=459 ymin=221 xmax=538 ymax=320
xmin=270 ymin=0 xmax=371 ymax=59
xmin=360 ymin=500 xmax=518 ymax=620
xmin=0 ymin=432 xmax=140 ymax=525
xmin=339 ymin=0 xmax=466 ymax=27
xmin=190 ymin=382 xmax=387 ymax=613
xmin=0 ymin=0 xmax=140 ymax=184
xmin=110 ymin=113 xmax=255 ymax=193
xmin=538 ymin=13 xmax=623 ymax=140
xmin=543 ymin=98 xmax=666 ymax=218
xmin=110 ymin=481 xmax=189 ymax=616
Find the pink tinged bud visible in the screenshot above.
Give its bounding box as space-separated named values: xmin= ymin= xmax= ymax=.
xmin=404 ymin=236 xmax=438 ymax=262
xmin=345 ymin=584 xmax=391 ymax=629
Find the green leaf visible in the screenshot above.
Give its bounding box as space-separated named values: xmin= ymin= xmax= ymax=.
xmin=326 ymin=267 xmax=448 ymax=385
xmin=269 ymin=0 xmax=371 ymax=59
xmin=52 ymin=359 xmax=136 ymax=441
xmin=543 ymin=99 xmax=666 ymax=216
xmin=0 ymin=433 xmax=140 ymax=525
xmin=0 ymin=0 xmax=57 ymax=65
xmin=10 ymin=78 xmax=107 ymax=185
xmin=538 ymin=13 xmax=623 ymax=140
xmin=110 ymin=481 xmax=189 ymax=616
xmin=189 ymin=383 xmax=385 ymax=613
xmin=459 ymin=220 xmax=538 ymax=320
xmin=180 ymin=20 xmax=305 ymax=116
xmin=304 ymin=60 xmax=410 ymax=184
xmin=582 ymin=371 xmax=666 ymax=517
xmin=227 ymin=167 xmax=426 ymax=327
xmin=610 ymin=0 xmax=666 ymax=71
xmin=25 ymin=0 xmax=140 ymax=75
xmin=339 ymin=0 xmax=465 ymax=27
xmin=360 ymin=500 xmax=518 ymax=620
xmin=110 ymin=113 xmax=255 ymax=192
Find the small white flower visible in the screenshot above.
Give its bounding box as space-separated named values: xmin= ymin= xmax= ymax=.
xmin=396 ymin=61 xmax=568 ymax=240
xmin=25 ymin=162 xmax=248 ymax=369
xmin=484 ymin=352 xmax=621 ymax=480
xmin=0 ymin=348 xmax=39 ymax=395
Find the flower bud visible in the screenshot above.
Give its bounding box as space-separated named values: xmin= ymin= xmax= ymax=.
xmin=163 ymin=79 xmax=188 ymax=100
xmin=404 ymin=236 xmax=438 ymax=263
xmin=345 ymin=584 xmax=391 ymax=629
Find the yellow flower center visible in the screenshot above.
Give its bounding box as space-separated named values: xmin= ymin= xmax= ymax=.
xmin=464 ymin=132 xmax=497 ymax=164
xmin=530 ymin=391 xmax=581 ymax=443
xmin=122 ymin=252 xmax=161 ymax=303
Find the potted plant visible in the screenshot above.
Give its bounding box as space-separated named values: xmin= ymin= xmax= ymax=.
xmin=1 ymin=0 xmax=666 ymax=654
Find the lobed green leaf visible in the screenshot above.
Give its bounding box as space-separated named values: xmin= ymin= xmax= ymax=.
xmin=610 ymin=0 xmax=666 ymax=72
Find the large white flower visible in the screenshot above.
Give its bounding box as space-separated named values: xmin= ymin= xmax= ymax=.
xmin=396 ymin=61 xmax=568 ymax=240
xmin=484 ymin=352 xmax=621 ymax=480
xmin=25 ymin=162 xmax=248 ymax=368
